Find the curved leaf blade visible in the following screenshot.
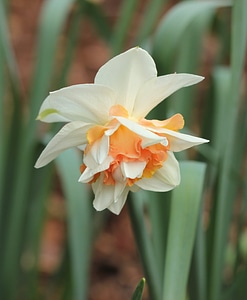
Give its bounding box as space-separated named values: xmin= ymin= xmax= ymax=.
xmin=56 ymin=148 xmax=93 ymax=300
xmin=153 ymin=0 xmax=232 ymax=67
xmin=131 ymin=278 xmax=146 ymax=300
xmin=162 ymin=161 xmax=206 ymax=300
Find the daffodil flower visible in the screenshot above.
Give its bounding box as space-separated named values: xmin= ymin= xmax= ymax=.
xmin=35 ymin=47 xmax=208 ymax=214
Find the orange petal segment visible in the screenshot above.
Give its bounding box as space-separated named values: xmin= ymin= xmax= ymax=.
xmin=109 ymin=125 xmax=142 ymax=160
xmin=140 ymin=113 xmax=184 ymax=131
xmin=87 ymin=125 xmax=106 ymax=145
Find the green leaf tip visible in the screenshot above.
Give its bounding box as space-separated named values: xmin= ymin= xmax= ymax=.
xmin=36 ymin=108 xmax=59 ymax=120
xmin=131 ymin=278 xmax=145 ymax=300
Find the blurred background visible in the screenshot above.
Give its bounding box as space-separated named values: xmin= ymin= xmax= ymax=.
xmin=0 ymin=0 xmax=247 ymax=300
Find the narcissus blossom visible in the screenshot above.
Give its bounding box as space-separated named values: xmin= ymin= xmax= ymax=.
xmin=35 ymin=47 xmax=208 ymax=214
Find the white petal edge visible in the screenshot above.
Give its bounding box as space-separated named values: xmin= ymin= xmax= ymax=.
xmin=121 ymin=161 xmax=146 ymax=179
xmin=95 ymin=47 xmax=157 ymax=114
xmin=92 ymin=175 xmax=115 ymax=211
xmin=135 ymin=151 xmax=180 ymax=191
xmin=146 ymin=127 xmax=209 ymax=152
xmin=114 ymin=116 xmax=167 ymax=147
xmin=83 ymin=134 xmax=110 ymax=170
xmin=107 ymin=186 xmax=130 ymax=215
xmin=92 ymin=176 xmax=129 ymax=214
xmin=166 ymin=130 xmax=209 ymax=152
xmin=37 ymin=84 xmax=116 ymax=124
xmin=132 ymin=73 xmax=204 ymax=118
xmin=35 ymin=121 xmax=92 ymax=168
xmin=78 ymin=155 xmax=114 ymax=183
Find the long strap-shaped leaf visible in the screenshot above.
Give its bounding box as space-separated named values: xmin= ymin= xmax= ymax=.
xmin=128 ymin=192 xmax=162 ymax=300
xmin=209 ymin=1 xmax=247 ymax=300
xmin=111 ymin=0 xmax=139 ymax=55
xmin=1 ymin=0 xmax=77 ymax=298
xmin=56 ymin=149 xmax=93 ymax=300
xmin=0 ymin=5 xmax=6 ymax=225
xmin=153 ymin=0 xmax=233 ymax=70
xmin=131 ymin=278 xmax=146 ymax=300
xmin=162 ymin=161 xmax=206 ymax=300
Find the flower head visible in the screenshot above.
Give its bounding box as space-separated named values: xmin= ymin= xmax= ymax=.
xmin=35 ymin=47 xmax=208 ymax=214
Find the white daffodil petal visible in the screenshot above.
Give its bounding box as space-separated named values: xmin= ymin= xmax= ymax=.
xmin=77 ymin=144 xmax=87 ymax=151
xmin=78 ymin=167 xmax=94 ymax=183
xmin=114 ymin=182 xmax=127 ymax=202
xmin=92 ymin=175 xmax=129 ymax=214
xmin=95 ymin=47 xmax=157 ymax=113
xmin=92 ymin=176 xmax=115 ymax=211
xmin=133 ymin=73 xmax=204 ymax=118
xmin=114 ymin=116 xmax=166 ymax=147
xmin=37 ymin=84 xmax=116 ymax=124
xmin=108 ymin=185 xmax=130 ymax=215
xmin=35 ymin=121 xmax=92 ymax=168
xmin=158 ymin=128 xmax=209 ymax=152
xmin=90 ymin=134 xmax=109 ymax=164
xmin=83 ymin=135 xmax=110 ymax=169
xmin=112 ymin=165 xmax=124 ymax=183
xmin=79 ymin=155 xmax=114 ymax=183
xmin=105 ymin=123 xmax=120 ymax=136
xmin=136 ymin=151 xmax=180 ymax=191
xmin=121 ymin=161 xmax=146 ymax=179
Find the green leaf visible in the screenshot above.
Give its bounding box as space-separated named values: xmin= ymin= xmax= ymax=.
xmin=128 ymin=191 xmax=162 ymax=300
xmin=222 ymin=266 xmax=247 ymax=300
xmin=30 ymin=0 xmax=77 ymax=121
xmin=147 ymin=191 xmax=171 ymax=281
xmin=0 ymin=0 xmax=22 ymax=94
xmin=0 ymin=9 xmax=5 ymax=211
xmin=208 ymin=1 xmax=247 ymax=299
xmin=135 ymin=0 xmax=167 ymax=44
xmin=111 ymin=0 xmax=139 ymax=54
xmin=84 ymin=2 xmax=112 ymax=43
xmin=131 ymin=278 xmax=145 ymax=300
xmin=153 ymin=0 xmax=232 ymax=70
xmin=188 ymin=199 xmax=207 ymax=300
xmin=162 ymin=161 xmax=206 ymax=300
xmin=0 ymin=0 xmax=23 ymax=225
xmin=164 ymin=9 xmax=213 ymax=128
xmin=56 ymin=149 xmax=93 ymax=300
xmin=207 ymin=67 xmax=231 ymax=185
xmin=1 ymin=0 xmax=77 ymax=298
xmin=211 ymin=67 xmax=231 ymax=155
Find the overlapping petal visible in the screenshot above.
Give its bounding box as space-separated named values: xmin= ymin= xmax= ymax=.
xmin=107 ymin=187 xmax=130 ymax=215
xmin=92 ymin=175 xmax=129 ymax=214
xmin=145 ymin=126 xmax=209 ymax=152
xmin=84 ymin=134 xmax=110 ymax=168
xmin=37 ymin=84 xmax=116 ymax=124
xmin=35 ymin=121 xmax=92 ymax=168
xmin=95 ymin=47 xmax=157 ymax=114
xmin=165 ymin=130 xmax=209 ymax=152
xmin=132 ymin=73 xmax=204 ymax=119
xmin=114 ymin=116 xmax=167 ymax=147
xmin=92 ymin=175 xmax=115 ymax=211
xmin=78 ymin=156 xmax=113 ymax=183
xmin=135 ymin=151 xmax=180 ymax=191
xmin=120 ymin=161 xmax=147 ymax=179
